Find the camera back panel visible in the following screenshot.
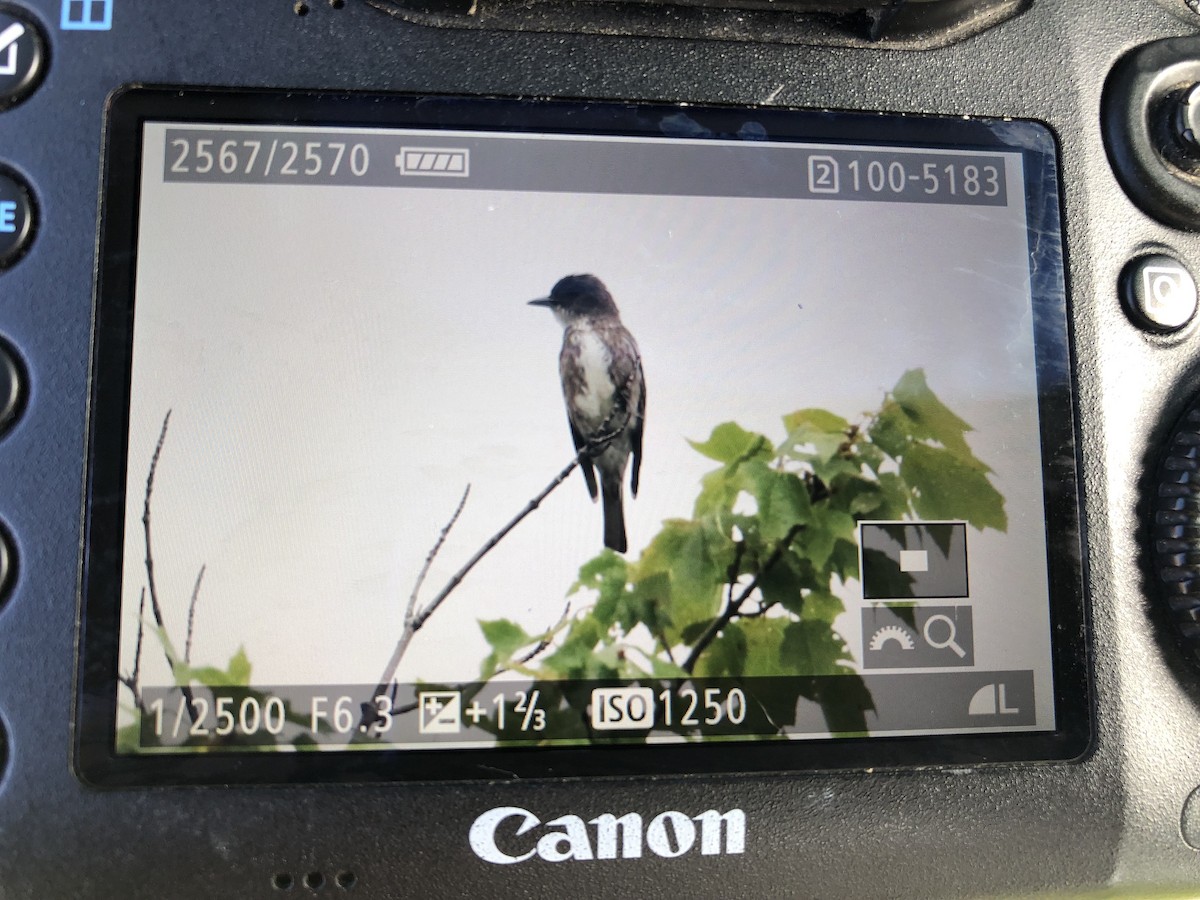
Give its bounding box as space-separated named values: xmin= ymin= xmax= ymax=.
xmin=3 ymin=0 xmax=1200 ymax=896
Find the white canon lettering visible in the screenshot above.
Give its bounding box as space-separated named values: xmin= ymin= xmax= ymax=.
xmin=590 ymin=812 xmax=643 ymax=859
xmin=694 ymin=809 xmax=746 ymax=855
xmin=646 ymin=811 xmax=696 ymax=858
xmin=537 ymin=815 xmax=594 ymax=862
xmin=469 ymin=806 xmax=746 ymax=863
xmin=469 ymin=807 xmax=540 ymax=865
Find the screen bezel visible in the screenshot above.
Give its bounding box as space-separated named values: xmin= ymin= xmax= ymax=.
xmin=75 ymin=87 xmax=1091 ymax=787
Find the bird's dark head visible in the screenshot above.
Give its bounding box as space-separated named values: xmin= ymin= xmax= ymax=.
xmin=529 ymin=274 xmax=619 ymax=324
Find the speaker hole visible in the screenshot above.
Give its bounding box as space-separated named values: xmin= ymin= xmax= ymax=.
xmin=273 ymin=872 xmax=295 ymax=891
xmin=294 ymin=1 xmax=310 ymax=14
xmin=336 ymin=871 xmax=357 ymax=890
xmin=304 ymin=871 xmax=326 ymax=891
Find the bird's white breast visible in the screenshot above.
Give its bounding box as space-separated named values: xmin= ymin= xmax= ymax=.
xmin=572 ymin=327 xmax=616 ymax=424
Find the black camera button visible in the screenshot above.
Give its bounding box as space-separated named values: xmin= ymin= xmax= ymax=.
xmin=0 ymin=337 xmax=25 ymax=438
xmin=0 ymin=166 xmax=34 ymax=269
xmin=0 ymin=5 xmax=47 ymax=111
xmin=1121 ymin=254 xmax=1198 ymax=333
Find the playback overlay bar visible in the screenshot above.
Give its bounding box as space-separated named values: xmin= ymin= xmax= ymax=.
xmin=132 ymin=672 xmax=1037 ymax=752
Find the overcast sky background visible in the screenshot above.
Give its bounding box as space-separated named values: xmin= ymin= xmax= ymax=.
xmin=118 ymin=123 xmax=1054 ymax=727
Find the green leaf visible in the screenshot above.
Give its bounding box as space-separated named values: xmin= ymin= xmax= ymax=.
xmin=900 ymin=443 xmax=1007 ymax=531
xmin=795 ymin=506 xmax=856 ymax=571
xmin=625 ymin=571 xmax=671 ymax=635
xmin=741 ymin=462 xmax=811 ymax=541
xmin=574 ymin=554 xmax=629 ymax=629
xmin=867 ymin=400 xmax=912 ymax=459
xmin=827 ymin=537 xmax=861 ymax=582
xmin=799 ymin=589 xmax=844 ymax=625
xmin=116 ymin=720 xmax=143 ymax=753
xmin=226 ymin=646 xmax=252 ymax=686
xmin=781 ymin=409 xmax=851 ymax=464
xmin=688 ymin=422 xmax=773 ymax=464
xmin=541 ymin=616 xmax=616 ymax=679
xmin=570 ymin=551 xmax=628 ymax=598
xmin=783 ymin=408 xmax=850 ymax=434
xmin=693 ymin=465 xmax=741 ymax=518
xmin=636 ymin=519 xmax=730 ymax=641
xmin=779 ymin=620 xmax=854 ymax=676
xmin=480 ymin=618 xmax=532 ymax=652
xmin=695 ymin=622 xmax=749 ymax=677
xmin=695 ymin=618 xmax=795 ymax=678
xmin=757 ymin=550 xmax=816 ymax=616
xmin=875 ymin=472 xmax=913 ymax=520
xmin=892 ymin=368 xmax=973 ymax=458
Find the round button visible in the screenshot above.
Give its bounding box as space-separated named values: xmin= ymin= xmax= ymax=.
xmin=1121 ymin=254 xmax=1198 ymax=332
xmin=1174 ymin=84 xmax=1200 ymax=157
xmin=0 ymin=5 xmax=47 ymax=111
xmin=0 ymin=167 xmax=34 ymax=270
xmin=0 ymin=337 xmax=25 ymax=438
xmin=0 ymin=520 xmax=14 ymax=610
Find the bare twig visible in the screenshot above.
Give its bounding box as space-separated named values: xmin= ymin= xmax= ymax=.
xmin=184 ymin=564 xmax=206 ymax=665
xmin=655 ymin=626 xmax=677 ymax=668
xmin=410 ymin=454 xmax=576 ymax=633
xmin=118 ymin=674 xmax=142 ymax=709
xmin=681 ymin=523 xmax=806 ymax=674
xmin=725 ymin=539 xmax=746 ymax=612
xmin=403 ymin=486 xmax=470 ymax=630
xmin=129 ymin=587 xmax=146 ymax=701
xmin=140 ymin=409 xmax=198 ymax=721
xmin=142 ymin=410 xmax=172 ymax=635
xmin=514 ymin=599 xmax=572 ymax=667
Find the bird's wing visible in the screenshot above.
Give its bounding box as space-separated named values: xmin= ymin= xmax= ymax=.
xmin=570 ymin=416 xmax=600 ymax=500
xmin=605 ymin=326 xmax=645 ymax=498
xmin=630 ymin=355 xmax=645 ymax=497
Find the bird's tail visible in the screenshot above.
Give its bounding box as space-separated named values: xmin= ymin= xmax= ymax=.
xmin=600 ymin=472 xmax=627 ymax=554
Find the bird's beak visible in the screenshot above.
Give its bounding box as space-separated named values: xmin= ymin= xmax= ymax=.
xmin=528 ymin=297 xmax=554 ymax=308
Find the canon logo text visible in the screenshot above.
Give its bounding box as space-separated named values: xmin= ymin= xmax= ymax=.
xmin=469 ymin=806 xmax=746 ymax=865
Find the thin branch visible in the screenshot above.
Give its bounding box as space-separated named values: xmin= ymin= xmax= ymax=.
xmin=403 ymin=486 xmax=470 ymax=629
xmin=140 ymin=409 xmax=198 ymax=722
xmin=682 ymin=523 xmax=806 ymax=674
xmin=725 ymin=539 xmax=746 ymax=612
xmin=410 ymin=408 xmax=628 ymax=640
xmin=184 ymin=564 xmax=206 ymax=665
xmin=514 ymin=600 xmax=572 ymax=667
xmin=655 ymin=626 xmax=677 ymax=668
xmin=142 ymin=410 xmax=172 ymax=635
xmin=129 ymin=587 xmax=146 ymax=700
xmin=118 ymin=674 xmax=142 ymax=709
xmin=410 ymin=453 xmax=578 ymax=633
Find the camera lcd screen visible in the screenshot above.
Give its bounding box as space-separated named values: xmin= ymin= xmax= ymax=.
xmin=76 ymin=90 xmax=1088 ymax=785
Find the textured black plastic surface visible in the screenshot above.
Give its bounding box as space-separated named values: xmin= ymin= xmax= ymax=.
xmin=2 ymin=0 xmax=1200 ymax=896
xmin=1152 ymin=403 xmax=1200 ymax=663
xmin=365 ymin=0 xmax=1027 ymax=48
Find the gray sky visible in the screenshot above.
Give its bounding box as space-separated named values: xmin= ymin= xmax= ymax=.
xmin=119 ymin=123 xmax=1053 ymax=727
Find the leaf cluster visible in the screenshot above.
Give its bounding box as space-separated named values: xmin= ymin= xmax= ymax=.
xmin=476 ymin=369 xmax=1007 ymax=737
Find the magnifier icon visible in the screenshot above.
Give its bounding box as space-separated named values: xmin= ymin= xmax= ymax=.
xmin=923 ymin=614 xmax=966 ymax=658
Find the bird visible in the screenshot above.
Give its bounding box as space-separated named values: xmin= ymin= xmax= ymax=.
xmin=529 ymin=274 xmax=645 ymax=553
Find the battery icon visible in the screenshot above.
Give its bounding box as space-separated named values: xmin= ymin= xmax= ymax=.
xmin=396 ymin=147 xmax=470 ymax=177
xmin=590 ymin=687 xmax=656 ymax=731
